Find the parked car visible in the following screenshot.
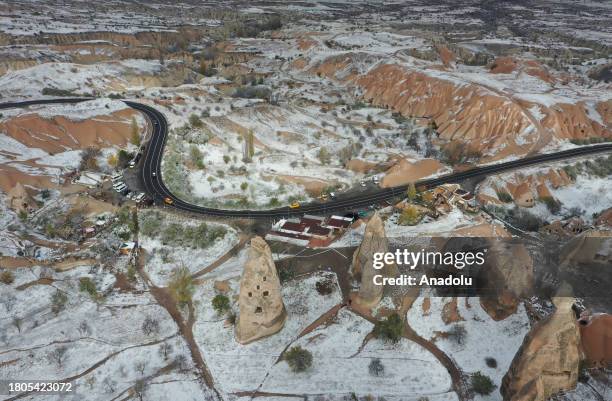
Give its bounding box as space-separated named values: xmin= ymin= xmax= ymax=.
xmin=128 ymin=153 xmax=142 ymax=168
xmin=164 ymin=197 xmax=174 ymax=205
xmin=289 ymin=201 xmax=301 ymax=209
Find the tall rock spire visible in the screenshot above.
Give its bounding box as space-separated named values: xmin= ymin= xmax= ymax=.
xmin=351 ymin=212 xmax=394 ymax=308
xmin=236 ymin=236 xmax=287 ymax=344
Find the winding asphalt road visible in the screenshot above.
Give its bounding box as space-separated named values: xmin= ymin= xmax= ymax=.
xmin=3 ymin=98 xmax=612 ymax=218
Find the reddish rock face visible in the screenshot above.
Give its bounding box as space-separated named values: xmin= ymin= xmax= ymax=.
xmin=578 ymin=313 xmax=612 ymax=368
xmin=595 ymin=208 xmax=612 ymax=228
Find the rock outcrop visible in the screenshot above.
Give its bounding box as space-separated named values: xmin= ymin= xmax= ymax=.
xmin=577 ymin=312 xmax=612 ymax=368
xmin=351 ymin=212 xmax=394 ymax=308
xmin=7 ymin=182 xmax=35 ymax=214
xmin=236 ymin=237 xmax=286 ymax=344
xmin=306 ymin=54 xmax=611 ymax=163
xmin=480 ymin=240 xmax=534 ymax=320
xmin=595 ymin=207 xmax=612 ymax=227
xmin=501 ymin=297 xmax=582 ymax=401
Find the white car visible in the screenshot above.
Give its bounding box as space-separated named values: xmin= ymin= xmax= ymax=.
xmin=114 ymin=183 xmax=127 ymax=192
xmin=360 ymin=181 xmax=367 ymax=187
xmin=135 ymin=193 xmax=146 ymax=203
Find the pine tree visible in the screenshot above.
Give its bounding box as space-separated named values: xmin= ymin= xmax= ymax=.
xmin=406 ymin=182 xmax=417 ymax=201
xmin=243 ymin=130 xmax=254 ymax=162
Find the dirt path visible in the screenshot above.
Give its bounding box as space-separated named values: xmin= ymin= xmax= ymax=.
xmin=233 ymin=391 xmax=305 ymax=399
xmin=136 ymin=251 xmax=222 ymax=400
xmin=296 ymin=303 xmax=344 ymax=339
xmin=15 ymin=277 xmax=55 ymax=290
xmin=191 ymin=233 xmax=251 ymax=279
xmin=5 ymin=334 xmax=177 ymax=401
xmin=109 ymin=361 xmax=178 ymax=401
xmin=347 ymin=300 xmax=467 ymax=401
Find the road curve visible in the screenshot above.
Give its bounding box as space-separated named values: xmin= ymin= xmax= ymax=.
xmin=3 ymin=98 xmax=612 ymax=218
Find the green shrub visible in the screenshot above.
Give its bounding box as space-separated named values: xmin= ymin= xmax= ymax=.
xmin=470 ymin=371 xmax=496 ymax=395
xmin=212 ymin=294 xmax=230 ymax=315
xmin=398 ymin=205 xmax=421 ymax=226
xmin=140 ymin=213 xmax=162 ymax=237
xmin=284 ymin=346 xmax=313 ymax=372
xmin=189 ymin=114 xmax=203 ymax=128
xmin=79 ymin=277 xmax=98 ymax=299
xmin=42 ymin=87 xmax=75 ymax=97
xmin=373 ymin=313 xmax=403 ymax=343
xmin=51 ymin=290 xmax=68 ymax=314
xmin=496 ymin=190 xmax=513 ymax=203
xmin=541 ymin=196 xmax=561 ymax=214
xmin=189 ymin=145 xmax=203 ymax=167
xmin=168 ymin=266 xmax=194 ymax=306
xmin=0 ymin=270 xmax=15 ymax=284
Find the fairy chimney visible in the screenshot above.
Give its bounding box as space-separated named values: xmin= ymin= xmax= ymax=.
xmin=236 ymin=236 xmax=286 ymax=344
xmin=351 ymin=212 xmax=394 ymax=308
xmin=501 ymin=296 xmax=582 ymax=401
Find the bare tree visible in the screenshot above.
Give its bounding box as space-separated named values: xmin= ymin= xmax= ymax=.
xmin=142 ymin=316 xmax=159 ymax=336
xmin=174 ymin=354 xmax=189 ymax=371
xmin=103 ymin=377 xmax=116 ymax=394
xmin=3 ymin=295 xmax=16 ymax=312
xmin=368 ymin=358 xmax=384 ymax=377
xmin=78 ymin=321 xmax=91 ymax=336
xmin=47 ymin=345 xmax=68 ymax=369
xmin=158 ymin=342 xmax=173 ymax=361
xmin=133 ymin=379 xmax=147 ymax=401
xmin=85 ymin=375 xmax=96 ymax=390
xmin=447 ymin=324 xmax=467 ymax=345
xmin=134 ymin=360 xmax=147 ymax=375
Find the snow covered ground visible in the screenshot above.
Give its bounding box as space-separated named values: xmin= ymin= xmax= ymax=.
xmin=407 ymin=296 xmax=531 ymax=401
xmin=193 ymin=272 xmax=343 ymax=396
xmin=0 ymin=264 xmax=212 ymax=401
xmin=262 ymin=308 xmax=456 ymax=398
xmin=138 ymin=212 xmax=239 ymax=287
